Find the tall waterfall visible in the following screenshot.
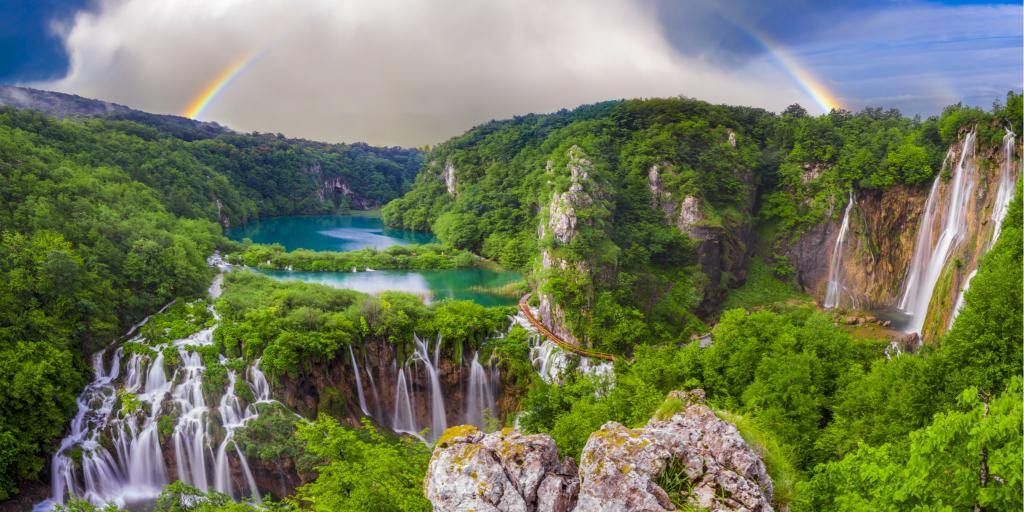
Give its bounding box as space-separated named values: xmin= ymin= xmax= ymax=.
xmin=898 ymin=131 xmax=977 ymax=334
xmin=947 ymin=130 xmax=1018 ymax=329
xmin=823 ymin=191 xmax=855 ymax=309
xmin=348 ymin=345 xmax=371 ymax=416
xmin=990 ymin=130 xmax=1018 ymax=247
xmin=37 ymin=272 xmax=269 ymax=510
xmin=464 ymin=352 xmax=497 ymax=428
xmin=391 ymin=367 xmax=420 ymax=440
xmin=412 ymin=335 xmax=447 ymax=441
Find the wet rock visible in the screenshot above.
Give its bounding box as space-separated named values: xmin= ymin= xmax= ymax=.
xmin=425 ymin=425 xmax=579 ymax=512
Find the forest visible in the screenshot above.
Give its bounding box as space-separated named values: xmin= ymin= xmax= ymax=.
xmin=0 ymin=91 xmax=1020 ymax=511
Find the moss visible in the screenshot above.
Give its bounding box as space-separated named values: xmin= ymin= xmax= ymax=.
xmin=654 ymin=396 xmax=686 ymax=421
xmin=117 ymin=389 xmax=142 ymax=417
xmin=437 ymin=425 xmax=480 ymax=448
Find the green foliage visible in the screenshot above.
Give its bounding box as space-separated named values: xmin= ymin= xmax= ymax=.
xmin=796 ymin=378 xmax=1023 ymax=512
xmin=228 ymin=242 xmax=484 ymax=272
xmin=287 ymin=417 xmax=432 ymax=511
xmin=215 ymin=272 xmax=512 ymax=379
xmin=722 ymin=258 xmax=808 ymax=310
xmin=716 ymin=410 xmax=799 ymax=508
xmin=234 ymin=402 xmax=312 ymax=470
xmin=117 ymin=390 xmax=142 ymax=417
xmin=152 ymin=481 xmax=265 ymax=512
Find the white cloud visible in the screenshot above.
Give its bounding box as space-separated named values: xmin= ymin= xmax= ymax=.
xmin=37 ymin=0 xmax=808 ymax=146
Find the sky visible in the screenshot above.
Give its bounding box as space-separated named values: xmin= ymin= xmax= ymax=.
xmin=1 ymin=0 xmax=1020 ymax=147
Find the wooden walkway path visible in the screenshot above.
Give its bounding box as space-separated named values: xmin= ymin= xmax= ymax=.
xmin=518 ymin=293 xmax=617 ymax=362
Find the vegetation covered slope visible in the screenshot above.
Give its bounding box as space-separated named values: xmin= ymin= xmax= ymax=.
xmin=0 ymin=104 xmax=421 ymax=500
xmin=383 ymin=94 xmax=1021 ymax=353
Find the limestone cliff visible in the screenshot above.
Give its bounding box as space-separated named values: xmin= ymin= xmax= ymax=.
xmin=789 ymin=129 xmax=1019 ymax=340
xmin=425 ymin=390 xmax=775 ymax=512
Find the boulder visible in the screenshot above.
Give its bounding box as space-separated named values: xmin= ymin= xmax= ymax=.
xmin=575 ymin=390 xmax=774 ymax=512
xmin=425 ymin=391 xmax=775 ymax=512
xmin=424 ymin=425 xmax=579 ymax=512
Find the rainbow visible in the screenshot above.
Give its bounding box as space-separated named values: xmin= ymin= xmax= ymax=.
xmin=182 ymin=52 xmax=259 ymax=120
xmin=755 ymin=34 xmax=844 ymax=113
xmin=720 ymin=14 xmax=844 ymax=113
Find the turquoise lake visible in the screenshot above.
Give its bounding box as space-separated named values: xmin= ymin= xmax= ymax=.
xmin=227 ymin=215 xmax=437 ymax=251
xmin=228 ymin=215 xmax=521 ymax=306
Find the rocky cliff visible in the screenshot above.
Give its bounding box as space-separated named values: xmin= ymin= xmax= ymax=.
xmin=788 ymin=129 xmax=1019 ymax=339
xmin=425 ymin=390 xmax=775 ymax=512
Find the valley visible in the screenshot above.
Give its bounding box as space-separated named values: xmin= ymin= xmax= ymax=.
xmin=0 ymin=88 xmax=1020 ymax=512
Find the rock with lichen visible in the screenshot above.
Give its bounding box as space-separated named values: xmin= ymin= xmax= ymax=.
xmin=575 ymin=390 xmax=773 ymax=512
xmin=425 ymin=391 xmax=774 ymax=512
xmin=424 ymin=425 xmax=579 ymax=512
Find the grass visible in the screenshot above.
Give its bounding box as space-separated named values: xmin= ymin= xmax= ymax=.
xmin=656 ymin=458 xmax=700 ymax=510
xmin=714 ymin=409 xmax=798 ymax=508
xmin=722 ymin=258 xmax=809 ymax=311
xmin=653 ymin=396 xmax=687 ymax=421
xmin=467 ymin=279 xmax=529 ymax=298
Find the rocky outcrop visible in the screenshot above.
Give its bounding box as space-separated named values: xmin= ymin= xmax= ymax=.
xmin=576 ymin=390 xmax=772 ymax=512
xmin=425 ymin=426 xmax=579 ymax=512
xmin=425 ymin=390 xmax=774 ymax=512
xmin=646 ymin=157 xmax=756 ymax=317
xmin=536 ymin=146 xmax=600 ymax=346
xmin=442 ymin=160 xmax=458 ymax=196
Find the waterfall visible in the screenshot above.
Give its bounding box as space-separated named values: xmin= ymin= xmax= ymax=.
xmin=412 ymin=335 xmax=447 ymax=442
xmin=990 ymin=130 xmax=1018 ymax=247
xmin=349 ymin=345 xmax=370 ymax=416
xmin=948 ymin=269 xmax=978 ymax=329
xmin=391 ymin=367 xmax=420 ymax=440
xmin=38 ymin=271 xmax=277 ymax=510
xmin=464 ymin=352 xmax=497 ymax=428
xmin=364 ymin=350 xmax=384 ymax=420
xmin=823 ymin=191 xmax=855 ymax=309
xmin=898 ymin=130 xmax=978 ymax=334
xmin=213 ymin=370 xmax=261 ymax=502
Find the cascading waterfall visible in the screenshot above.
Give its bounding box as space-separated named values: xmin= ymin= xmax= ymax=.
xmin=391 ymin=367 xmax=420 ymax=439
xmin=948 ymin=269 xmax=978 ymax=329
xmin=412 ymin=335 xmax=447 ymax=441
xmin=947 ymin=130 xmax=1018 ymax=329
xmin=898 ymin=130 xmax=978 ymax=334
xmin=38 ymin=267 xmax=273 ymax=510
xmin=989 ymin=129 xmax=1018 ymax=247
xmin=464 ymin=352 xmax=497 ymax=428
xmin=349 ymin=345 xmax=370 ymax=416
xmin=823 ymin=191 xmax=855 ymax=309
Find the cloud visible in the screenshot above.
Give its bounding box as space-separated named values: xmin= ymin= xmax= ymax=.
xmin=36 ymin=0 xmax=809 ymax=146
xmin=793 ymin=3 xmax=1022 ymax=115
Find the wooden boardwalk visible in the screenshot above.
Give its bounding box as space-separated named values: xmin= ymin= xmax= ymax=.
xmin=518 ymin=294 xmax=617 ymax=362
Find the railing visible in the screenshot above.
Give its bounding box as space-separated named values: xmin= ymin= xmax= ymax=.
xmin=518 ymin=294 xmax=617 ymax=362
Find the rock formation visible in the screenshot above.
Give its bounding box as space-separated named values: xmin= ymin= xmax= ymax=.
xmin=425 ymin=426 xmax=579 ymax=512
xmin=425 ymin=390 xmax=775 ymax=512
xmin=442 ymin=159 xmax=458 ymax=196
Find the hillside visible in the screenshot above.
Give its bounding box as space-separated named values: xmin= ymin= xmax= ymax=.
xmin=383 ymin=95 xmax=1022 ymax=351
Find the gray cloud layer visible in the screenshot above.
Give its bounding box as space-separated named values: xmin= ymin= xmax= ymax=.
xmin=35 ymin=0 xmax=1021 ymax=146
xmin=37 ymin=0 xmax=807 ymax=146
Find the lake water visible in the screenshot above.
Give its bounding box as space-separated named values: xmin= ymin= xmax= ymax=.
xmin=227 ymin=215 xmax=437 ymax=251
xmin=229 ymin=215 xmax=521 ymax=306
xmin=253 ymin=268 xmax=522 ymax=307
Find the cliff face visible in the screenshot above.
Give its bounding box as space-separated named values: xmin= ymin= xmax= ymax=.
xmin=425 ymin=390 xmax=775 ymax=512
xmin=787 ymin=185 xmax=928 ymax=310
xmin=790 ymin=130 xmax=1019 ymax=339
xmin=277 ymin=336 xmax=513 ymax=439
